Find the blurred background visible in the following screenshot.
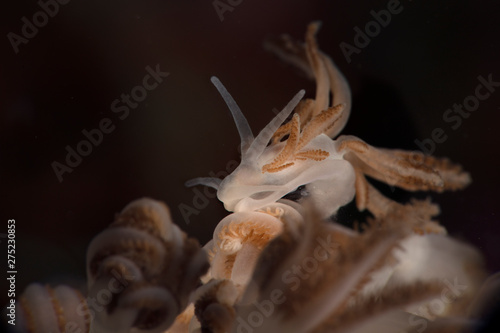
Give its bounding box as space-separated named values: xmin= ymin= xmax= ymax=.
xmin=1 ymin=0 xmax=499 ymax=309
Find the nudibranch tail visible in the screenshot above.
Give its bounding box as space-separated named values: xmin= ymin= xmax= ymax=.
xmin=211 ymin=76 xmax=254 ymax=153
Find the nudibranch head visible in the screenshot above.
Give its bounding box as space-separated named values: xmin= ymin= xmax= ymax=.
xmin=186 ymin=77 xmax=356 ymax=217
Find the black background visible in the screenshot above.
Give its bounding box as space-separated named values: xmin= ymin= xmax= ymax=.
xmin=1 ymin=0 xmax=499 ymax=311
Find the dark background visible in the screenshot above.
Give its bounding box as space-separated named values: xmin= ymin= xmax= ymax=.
xmin=1 ymin=0 xmax=499 ymax=309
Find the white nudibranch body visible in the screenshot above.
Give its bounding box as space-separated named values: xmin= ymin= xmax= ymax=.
xmin=186 ymin=23 xmax=471 ymax=227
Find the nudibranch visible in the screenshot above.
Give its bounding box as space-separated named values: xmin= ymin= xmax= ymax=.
xmin=187 ymin=22 xmax=471 ymax=233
